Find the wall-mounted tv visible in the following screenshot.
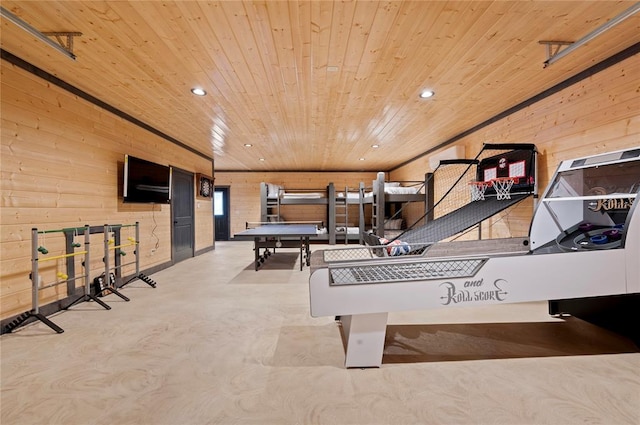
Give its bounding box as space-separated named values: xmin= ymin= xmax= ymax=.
xmin=123 ymin=154 xmax=172 ymax=203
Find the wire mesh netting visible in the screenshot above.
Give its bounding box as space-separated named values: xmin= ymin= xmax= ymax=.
xmin=400 ymin=194 xmax=530 ymax=244
xmin=328 ymin=257 xmax=487 ymax=285
xmin=323 ymin=247 xmax=377 ymax=262
xmin=433 ymin=160 xmax=479 ymax=220
xmin=322 ymin=243 xmax=433 ymax=262
xmin=391 ymin=144 xmax=536 ymax=244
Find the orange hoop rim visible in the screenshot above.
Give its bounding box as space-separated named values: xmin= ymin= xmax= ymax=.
xmin=469 ymin=180 xmax=492 ymax=187
xmin=492 ymin=177 xmax=520 ymax=184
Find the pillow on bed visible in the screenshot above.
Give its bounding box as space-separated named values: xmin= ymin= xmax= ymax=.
xmin=384 ymin=182 xmax=401 ymax=188
xmin=267 ymin=183 xmax=282 ymax=197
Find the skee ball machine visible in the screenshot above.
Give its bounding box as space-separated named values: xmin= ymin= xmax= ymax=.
xmin=309 ymin=147 xmax=640 ymax=368
xmin=530 ymin=147 xmax=640 ymax=342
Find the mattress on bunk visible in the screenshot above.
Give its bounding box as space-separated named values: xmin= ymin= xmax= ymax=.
xmin=337 ymin=192 xmax=362 ymax=199
xmin=384 ymin=186 xmax=419 ymax=195
xmin=265 ymin=181 xmax=326 ymax=199
xmin=336 ymin=226 xmax=360 ymax=234
xmin=282 ymin=192 xmax=325 ymax=199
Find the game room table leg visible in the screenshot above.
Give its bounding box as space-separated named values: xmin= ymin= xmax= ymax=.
xmin=305 ymin=236 xmax=311 ymax=266
xmin=341 ymin=312 xmax=388 ymax=368
xmin=253 ymin=237 xmax=259 ymax=271
xmin=299 ymin=237 xmax=303 ymax=271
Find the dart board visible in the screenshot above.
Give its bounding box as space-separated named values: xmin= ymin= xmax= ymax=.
xmin=197 ymin=174 xmax=213 ymax=198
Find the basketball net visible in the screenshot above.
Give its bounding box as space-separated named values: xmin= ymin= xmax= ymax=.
xmin=493 ymin=177 xmax=517 ymax=200
xmin=469 ymin=181 xmax=491 ymax=201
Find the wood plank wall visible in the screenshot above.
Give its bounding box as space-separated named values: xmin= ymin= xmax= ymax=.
xmin=391 ymin=54 xmax=639 ymax=240
xmin=214 ymin=172 xmax=379 ymax=236
xmin=2 ymin=51 xmax=637 ymax=322
xmin=0 ymin=62 xmax=214 ymax=321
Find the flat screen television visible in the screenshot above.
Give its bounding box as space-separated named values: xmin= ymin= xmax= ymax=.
xmin=123 ymin=154 xmax=172 ymax=203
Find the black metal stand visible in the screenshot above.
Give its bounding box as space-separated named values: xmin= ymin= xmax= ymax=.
xmin=121 ymin=272 xmax=157 ymax=289
xmin=3 ymin=311 xmax=64 ymax=334
xmin=253 ymin=236 xmax=310 ymax=271
xmin=96 ymin=286 xmax=130 ymax=302
xmin=65 ymin=293 xmax=111 ymax=310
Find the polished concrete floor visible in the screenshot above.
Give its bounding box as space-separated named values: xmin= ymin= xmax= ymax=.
xmin=1 ymin=241 xmax=639 ymax=425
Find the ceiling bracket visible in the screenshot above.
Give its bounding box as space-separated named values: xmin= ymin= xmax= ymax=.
xmin=539 ymin=41 xmax=573 ymax=65
xmin=0 ymin=6 xmax=79 ymax=60
xmin=42 ymin=32 xmax=82 ymax=56
xmin=540 ymin=2 xmax=640 ymax=68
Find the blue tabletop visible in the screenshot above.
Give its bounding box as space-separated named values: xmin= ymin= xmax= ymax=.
xmin=235 ymin=224 xmax=318 ymax=238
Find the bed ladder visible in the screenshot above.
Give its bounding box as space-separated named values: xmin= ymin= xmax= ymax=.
xmin=372 ymin=174 xmax=385 ymax=238
xmin=266 ymin=196 xmax=280 ymax=222
xmin=335 ymin=186 xmax=349 ymax=244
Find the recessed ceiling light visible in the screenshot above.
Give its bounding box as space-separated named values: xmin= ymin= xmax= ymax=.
xmin=419 ymin=90 xmax=434 ymax=99
xmin=259 ymin=158 xmax=265 ymax=161
xmin=359 ymin=157 xmax=365 ymax=161
xmin=371 ymin=144 xmax=379 ymax=148
xmin=244 ymin=144 xmax=253 ymax=147
xmin=191 ymin=88 xmax=207 ymax=96
xmin=327 ymin=66 xmax=339 ymax=72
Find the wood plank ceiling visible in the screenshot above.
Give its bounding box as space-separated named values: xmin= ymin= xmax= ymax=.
xmin=1 ymin=1 xmax=639 ymax=171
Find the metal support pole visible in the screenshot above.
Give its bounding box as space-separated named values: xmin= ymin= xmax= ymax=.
xmin=103 ymin=224 xmax=110 ymax=284
xmin=84 ymin=225 xmax=90 ymax=297
xmin=31 ymin=228 xmax=39 ymax=314
xmin=101 ymin=224 xmax=129 ymax=301
xmin=135 ymin=221 xmax=140 ymax=275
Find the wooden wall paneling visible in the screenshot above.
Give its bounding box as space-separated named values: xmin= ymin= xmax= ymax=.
xmin=390 ymin=55 xmax=639 ymax=243
xmin=214 ymin=171 xmax=379 ymax=237
xmin=1 ymin=63 xmax=213 ymax=321
xmin=2 ymin=2 xmax=638 ymax=321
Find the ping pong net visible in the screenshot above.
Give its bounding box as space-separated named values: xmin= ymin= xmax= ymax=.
xmin=245 ymin=220 xmax=324 ymax=229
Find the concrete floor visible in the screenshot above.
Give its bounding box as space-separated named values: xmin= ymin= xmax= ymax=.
xmin=1 ymin=241 xmax=638 ymax=425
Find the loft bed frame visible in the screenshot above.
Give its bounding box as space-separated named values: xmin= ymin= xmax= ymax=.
xmin=260 ymin=182 xmax=369 ymax=245
xmin=329 ymin=183 xmax=371 ymax=245
xmin=369 ymin=172 xmax=431 ymax=239
xmin=259 ymin=173 xmax=432 ymax=245
xmin=260 ymin=182 xmax=329 ymax=221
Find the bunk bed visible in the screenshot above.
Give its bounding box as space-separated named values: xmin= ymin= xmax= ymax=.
xmin=368 ymin=172 xmax=431 ymax=239
xmin=330 ymin=183 xmax=372 ymax=245
xmin=260 ymin=182 xmax=378 ymax=245
xmin=260 ymin=182 xmax=328 ymax=218
xmin=259 ymin=176 xmax=430 ymax=245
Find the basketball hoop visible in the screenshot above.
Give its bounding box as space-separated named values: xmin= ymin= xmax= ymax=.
xmin=493 ymin=177 xmax=518 ymax=200
xmin=469 ymin=181 xmax=491 ymax=201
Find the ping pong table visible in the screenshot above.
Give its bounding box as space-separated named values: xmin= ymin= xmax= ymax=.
xmin=234 ymin=223 xmax=319 ymax=271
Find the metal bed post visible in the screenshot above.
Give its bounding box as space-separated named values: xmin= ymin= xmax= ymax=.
xmin=359 ymin=182 xmax=365 ymax=245
xmin=328 ymin=183 xmax=337 ymax=245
